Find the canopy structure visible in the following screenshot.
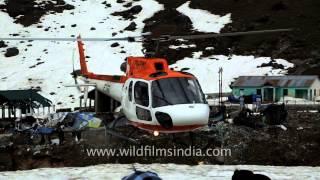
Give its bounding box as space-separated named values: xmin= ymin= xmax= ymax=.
xmin=0 ymin=89 xmax=52 ymax=107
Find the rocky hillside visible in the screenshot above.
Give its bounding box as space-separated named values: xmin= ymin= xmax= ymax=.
xmin=143 ymin=0 xmax=320 ymax=75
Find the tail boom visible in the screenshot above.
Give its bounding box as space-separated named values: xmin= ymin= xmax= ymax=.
xmin=76 ymin=36 xmax=127 ymax=83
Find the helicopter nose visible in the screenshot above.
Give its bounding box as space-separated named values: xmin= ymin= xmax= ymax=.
xmin=154 ymin=104 xmax=210 ymax=128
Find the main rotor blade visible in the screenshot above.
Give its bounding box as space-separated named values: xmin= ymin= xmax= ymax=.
xmin=157 ymin=28 xmax=293 ymax=41
xmin=0 ymin=33 xmax=151 ymax=42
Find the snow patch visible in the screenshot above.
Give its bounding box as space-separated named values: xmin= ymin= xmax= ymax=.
xmin=278 ymin=96 xmax=320 ymax=105
xmin=170 ymin=52 xmax=294 ymax=94
xmin=0 ymin=164 xmax=319 ymax=180
xmin=169 ymin=44 xmax=196 ymax=49
xmin=177 ymin=1 xmax=232 ymax=33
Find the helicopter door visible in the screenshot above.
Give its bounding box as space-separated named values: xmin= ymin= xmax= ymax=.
xmin=133 ymin=81 xmax=152 ymax=121
xmin=122 ymin=80 xmax=135 ymax=119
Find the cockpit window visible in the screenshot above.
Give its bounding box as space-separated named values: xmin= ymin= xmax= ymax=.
xmin=151 ymin=77 xmax=205 ymax=108
xmin=134 ymin=81 xmax=149 ymax=107
xmin=128 ymin=81 xmax=133 ymax=101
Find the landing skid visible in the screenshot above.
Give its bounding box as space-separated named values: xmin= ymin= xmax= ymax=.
xmin=104 ymin=116 xmax=217 ymax=149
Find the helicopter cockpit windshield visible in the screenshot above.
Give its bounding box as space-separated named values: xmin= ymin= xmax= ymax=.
xmin=151 ymin=77 xmax=205 ymax=108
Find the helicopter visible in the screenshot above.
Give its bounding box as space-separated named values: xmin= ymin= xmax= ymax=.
xmin=0 ymin=28 xmax=292 ymax=136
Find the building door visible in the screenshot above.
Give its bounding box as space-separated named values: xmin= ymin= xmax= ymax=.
xmin=295 ymin=89 xmax=308 ymax=99
xmin=263 ymin=88 xmax=274 ymax=102
xmin=283 ymin=89 xmax=288 ymax=96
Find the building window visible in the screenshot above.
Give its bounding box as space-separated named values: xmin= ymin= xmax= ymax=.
xmin=136 ymin=106 xmax=152 ymax=121
xmin=134 ymin=81 xmax=149 ymax=107
xmin=295 ymin=89 xmax=308 ymax=99
xmin=314 ymin=89 xmax=316 ymax=97
xmin=283 ymin=89 xmax=288 ymax=96
xmin=240 ymin=89 xmax=244 ymax=96
xmin=256 ymin=89 xmax=262 ymax=95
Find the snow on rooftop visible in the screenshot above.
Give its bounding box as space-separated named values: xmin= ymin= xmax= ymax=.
xmin=0 ymin=163 xmax=318 ymax=180
xmin=0 ymin=0 xmax=164 ymax=109
xmin=170 ymin=52 xmax=294 ymax=94
xmin=177 ymin=1 xmax=232 ymax=33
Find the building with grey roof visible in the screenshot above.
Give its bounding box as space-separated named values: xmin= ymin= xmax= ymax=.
xmin=230 ymin=75 xmax=320 ymax=102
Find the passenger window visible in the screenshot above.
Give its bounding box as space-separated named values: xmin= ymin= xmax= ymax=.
xmin=134 ymin=81 xmax=149 ymax=107
xmin=136 ymin=107 xmax=152 ymax=121
xmin=128 ymin=81 xmax=133 ymax=101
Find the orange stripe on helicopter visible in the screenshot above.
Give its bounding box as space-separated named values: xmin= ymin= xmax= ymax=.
xmin=129 ymin=121 xmax=205 ymax=133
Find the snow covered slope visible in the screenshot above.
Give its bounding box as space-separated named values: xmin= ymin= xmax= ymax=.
xmin=0 ymin=0 xmax=163 ymax=109
xmin=171 ymin=52 xmax=293 ymax=94
xmin=177 ymin=1 xmax=232 ymax=33
xmin=0 ymin=164 xmax=319 ymax=180
xmin=0 ymin=0 xmax=293 ymax=109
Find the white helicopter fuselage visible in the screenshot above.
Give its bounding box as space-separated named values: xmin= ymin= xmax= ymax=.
xmin=84 ymin=76 xmax=210 ymax=134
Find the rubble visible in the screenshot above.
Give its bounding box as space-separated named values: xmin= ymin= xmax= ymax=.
xmin=0 ymin=108 xmax=318 ymax=170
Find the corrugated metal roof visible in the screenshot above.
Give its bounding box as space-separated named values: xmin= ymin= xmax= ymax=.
xmin=231 ymin=75 xmax=319 ymax=88
xmin=0 ymin=90 xmax=52 ymax=107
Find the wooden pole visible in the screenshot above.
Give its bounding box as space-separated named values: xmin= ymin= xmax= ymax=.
xmin=1 ymin=106 xmax=4 ymax=119
xmin=8 ymin=106 xmax=11 ymax=119
xmin=13 ymin=106 xmax=16 ymax=119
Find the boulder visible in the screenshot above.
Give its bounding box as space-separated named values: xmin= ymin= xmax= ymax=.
xmin=0 ymin=41 xmax=7 ymax=48
xmin=124 ymin=22 xmax=137 ymax=31
xmin=4 ymin=47 xmax=19 ymax=57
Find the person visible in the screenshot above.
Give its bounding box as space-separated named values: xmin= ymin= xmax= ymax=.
xmin=232 ymin=169 xmax=271 ymax=180
xmin=122 ymin=170 xmax=162 ymax=180
xmin=56 ymin=122 xmax=65 ymax=145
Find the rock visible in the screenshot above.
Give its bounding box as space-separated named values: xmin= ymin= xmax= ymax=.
xmin=4 ymin=47 xmax=19 ymax=57
xmin=123 ymin=2 xmax=132 ymax=8
xmin=2 ymin=0 xmax=74 ymax=26
xmin=111 ymin=42 xmax=119 ymax=47
xmin=90 ymin=27 xmax=96 ymax=30
xmin=129 ymin=5 xmax=142 ymax=14
xmin=0 ymin=41 xmax=7 ymax=48
xmin=260 ymin=61 xmax=284 ymax=69
xmin=124 ymin=22 xmax=137 ymax=31
xmin=112 ymin=5 xmax=142 ymax=20
xmin=232 ymin=170 xmax=271 ymax=180
xmin=71 ymin=24 xmax=77 ymax=27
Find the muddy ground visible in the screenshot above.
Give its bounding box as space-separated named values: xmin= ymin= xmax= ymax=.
xmin=0 ymin=108 xmax=319 ymax=171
